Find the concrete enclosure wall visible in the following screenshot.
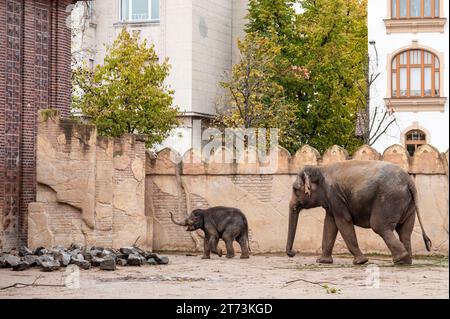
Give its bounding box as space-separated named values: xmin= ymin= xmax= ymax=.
xmin=26 ymin=110 xmax=147 ymax=249
xmin=146 ymin=144 xmax=449 ymax=255
xmin=16 ymin=110 xmax=448 ymax=256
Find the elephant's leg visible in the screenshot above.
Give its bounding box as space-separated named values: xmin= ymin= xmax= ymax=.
xmin=201 ymin=234 xmax=211 ymax=259
xmin=237 ymin=234 xmax=250 ymax=259
xmin=396 ymin=213 xmax=415 ymax=262
xmin=317 ymin=212 xmax=338 ymax=264
xmin=209 ymin=236 xmax=222 ymax=257
xmin=376 ymin=229 xmax=410 ymax=265
xmin=371 ymin=206 xmax=410 ymax=265
xmin=222 ymin=235 xmax=236 ymax=258
xmin=334 ymin=217 xmax=368 ymax=265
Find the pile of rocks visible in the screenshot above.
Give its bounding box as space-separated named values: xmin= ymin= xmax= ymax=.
xmin=0 ymin=244 xmax=169 ymax=272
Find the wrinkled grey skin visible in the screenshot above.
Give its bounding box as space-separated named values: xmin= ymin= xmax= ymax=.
xmin=170 ymin=206 xmax=251 ymax=259
xmin=286 ymin=161 xmax=431 ymax=265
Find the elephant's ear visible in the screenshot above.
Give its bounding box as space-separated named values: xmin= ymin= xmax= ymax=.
xmin=293 ymin=175 xmax=302 ymax=190
xmin=303 ymin=172 xmax=311 ymax=196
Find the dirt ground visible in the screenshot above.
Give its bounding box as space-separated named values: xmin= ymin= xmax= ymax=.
xmin=0 ymin=253 xmax=448 ymax=299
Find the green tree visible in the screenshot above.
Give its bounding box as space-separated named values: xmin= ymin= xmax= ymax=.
xmin=245 ymin=0 xmax=367 ymax=154
xmin=291 ymin=0 xmax=367 ymax=154
xmin=72 ymin=28 xmax=179 ymax=148
xmin=216 ymin=32 xmax=296 ymax=145
xmin=246 ymin=0 xmax=296 ymax=43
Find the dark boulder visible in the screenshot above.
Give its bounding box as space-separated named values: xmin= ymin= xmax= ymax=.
xmin=82 ymin=251 xmax=94 ymax=261
xmin=23 ymin=255 xmax=39 ymax=267
xmin=37 ymin=255 xmax=54 ymax=267
xmin=71 ymin=259 xmax=91 ymax=270
xmin=127 ymin=253 xmax=144 ymax=266
xmin=119 ymin=247 xmax=137 ymax=256
xmin=100 ymin=258 xmax=116 ymax=271
xmin=147 ymin=258 xmax=158 ymax=265
xmin=100 ymin=249 xmax=115 ymax=259
xmin=19 ymin=246 xmax=33 ymax=257
xmin=34 ymin=247 xmax=48 ymax=256
xmin=0 ymin=254 xmax=21 ymax=268
xmin=117 ymin=258 xmax=127 ymax=266
xmin=41 ymin=260 xmax=61 ymax=272
xmin=13 ymin=261 xmax=32 ymax=271
xmin=145 ymin=253 xmax=169 ymax=265
xmin=158 ymin=257 xmax=169 ymax=265
xmin=54 ymin=251 xmax=71 ymax=267
xmin=91 ymin=257 xmax=105 ymax=267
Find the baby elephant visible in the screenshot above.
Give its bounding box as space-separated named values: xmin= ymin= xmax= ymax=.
xmin=170 ymin=206 xmax=251 ymax=259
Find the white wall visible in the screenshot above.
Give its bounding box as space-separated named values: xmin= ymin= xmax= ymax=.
xmin=232 ymin=0 xmax=249 ymax=64
xmin=72 ymin=0 xmax=250 ymax=154
xmin=368 ymin=0 xmax=449 ymax=152
xmin=192 ymin=0 xmax=233 ymax=116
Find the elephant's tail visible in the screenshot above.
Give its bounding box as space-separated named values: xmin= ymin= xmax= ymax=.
xmin=409 ymin=178 xmax=432 ymax=251
xmin=243 ymin=215 xmax=251 ymax=253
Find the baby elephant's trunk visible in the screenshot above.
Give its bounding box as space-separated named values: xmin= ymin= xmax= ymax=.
xmin=169 ymin=212 xmax=187 ymax=226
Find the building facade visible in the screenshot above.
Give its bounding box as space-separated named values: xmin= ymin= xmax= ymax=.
xmin=73 ymin=0 xmax=249 ymax=154
xmin=0 ymin=0 xmax=74 ymax=251
xmin=368 ymin=0 xmax=448 ymax=154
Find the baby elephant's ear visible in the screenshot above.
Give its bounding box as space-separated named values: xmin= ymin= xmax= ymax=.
xmin=303 ymin=172 xmax=311 ymax=196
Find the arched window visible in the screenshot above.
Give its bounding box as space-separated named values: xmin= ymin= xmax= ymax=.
xmin=391 ymin=0 xmax=439 ymax=18
xmin=405 ymin=129 xmax=426 ymax=156
xmin=391 ymin=49 xmax=440 ymax=98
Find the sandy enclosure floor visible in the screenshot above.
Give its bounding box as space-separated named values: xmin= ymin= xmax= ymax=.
xmin=0 ymin=254 xmax=448 ymax=299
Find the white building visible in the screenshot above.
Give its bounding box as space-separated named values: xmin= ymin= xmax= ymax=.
xmin=368 ymin=0 xmax=448 ymax=155
xmin=72 ymin=0 xmax=249 ymax=153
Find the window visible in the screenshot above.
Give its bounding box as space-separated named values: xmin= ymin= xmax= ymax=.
xmin=391 ymin=0 xmax=439 ymax=18
xmin=405 ymin=129 xmax=426 ymax=156
xmin=87 ymin=1 xmax=94 ymax=19
xmin=120 ymin=0 xmax=159 ymax=22
xmin=391 ymin=49 xmax=440 ymax=98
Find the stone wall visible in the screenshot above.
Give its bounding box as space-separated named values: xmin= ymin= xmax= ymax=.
xmin=26 ymin=110 xmax=147 ymax=249
xmin=15 ymin=109 xmax=448 ymax=255
xmin=146 ymin=144 xmax=449 ymax=255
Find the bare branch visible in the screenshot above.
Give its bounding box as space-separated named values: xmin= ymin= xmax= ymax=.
xmin=369 ymin=118 xmax=397 ymax=145
xmin=0 ymin=276 xmax=65 ymax=290
xmin=369 ymin=110 xmax=388 ymax=142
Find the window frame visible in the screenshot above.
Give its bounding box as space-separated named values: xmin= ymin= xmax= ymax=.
xmin=119 ymin=0 xmax=159 ymax=22
xmin=391 ymin=48 xmax=440 ymax=98
xmin=391 ymin=0 xmax=439 ymax=19
xmin=404 ymin=129 xmax=427 ymax=156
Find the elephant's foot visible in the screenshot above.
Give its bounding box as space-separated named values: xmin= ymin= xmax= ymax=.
xmin=226 ymin=253 xmax=235 ymax=259
xmin=286 ymin=250 xmax=296 ymax=258
xmin=201 ymin=255 xmax=210 ymax=259
xmin=316 ymin=256 xmax=333 ymax=264
xmin=214 ymin=249 xmax=223 ymax=257
xmin=393 ymin=252 xmax=412 ymax=265
xmin=240 ymin=254 xmax=250 ymax=259
xmin=353 ymin=255 xmax=369 ymax=265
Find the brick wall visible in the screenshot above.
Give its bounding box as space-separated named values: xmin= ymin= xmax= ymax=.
xmin=146 ymin=144 xmax=449 ymax=255
xmin=0 ymin=0 xmax=73 ymax=250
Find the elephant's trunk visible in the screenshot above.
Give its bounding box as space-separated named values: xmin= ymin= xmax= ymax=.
xmin=286 ymin=202 xmax=300 ymax=257
xmin=169 ymin=212 xmax=187 ymax=226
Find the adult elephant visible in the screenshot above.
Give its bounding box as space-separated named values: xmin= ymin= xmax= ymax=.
xmin=286 ymin=161 xmax=431 ymax=265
